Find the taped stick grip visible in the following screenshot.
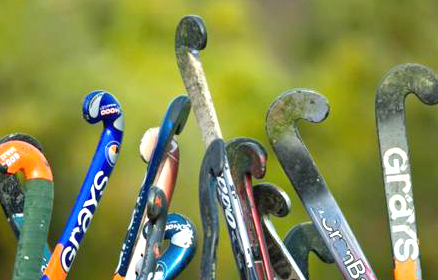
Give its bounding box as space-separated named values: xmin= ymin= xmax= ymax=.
xmin=13 ymin=179 xmax=53 ymax=280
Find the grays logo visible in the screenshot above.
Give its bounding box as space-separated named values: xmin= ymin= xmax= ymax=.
xmin=383 ymin=147 xmax=419 ymax=262
xmin=61 ymin=171 xmax=108 ymax=272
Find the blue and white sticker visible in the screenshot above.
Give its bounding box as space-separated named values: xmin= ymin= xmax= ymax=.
xmin=105 ymin=141 xmax=120 ymax=167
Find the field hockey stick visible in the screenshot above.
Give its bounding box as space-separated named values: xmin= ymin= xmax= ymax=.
xmin=252 ymin=182 xmax=308 ymax=280
xmin=42 ymin=90 xmax=124 ymax=280
xmin=284 ymin=222 xmax=334 ymax=280
xmin=113 ymin=95 xmax=190 ymax=280
xmin=376 ymin=63 xmax=438 ymax=280
xmin=125 ymin=128 xmax=179 ymax=280
xmin=199 ymin=140 xmax=260 ymax=280
xmin=136 ymin=129 xmax=181 ymax=280
xmin=176 ymin=15 xmax=261 ymax=280
xmin=226 ymin=138 xmax=275 ymax=280
xmin=266 ymin=88 xmax=378 ymax=280
xmin=134 ymin=212 xmax=197 ymax=280
xmin=198 ymin=138 xmax=220 ymax=280
xmin=0 ymin=140 xmax=54 ymax=280
xmin=0 ymin=133 xmax=52 ymax=271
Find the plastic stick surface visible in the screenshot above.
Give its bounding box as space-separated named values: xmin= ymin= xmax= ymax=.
xmin=375 ymin=63 xmax=438 ymax=280
xmin=266 ymin=88 xmax=378 ymax=280
xmin=42 ymin=90 xmax=124 ymax=280
xmin=113 ymin=95 xmax=190 ymax=280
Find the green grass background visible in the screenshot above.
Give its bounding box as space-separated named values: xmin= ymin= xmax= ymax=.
xmin=1 ymin=0 xmax=438 ymax=279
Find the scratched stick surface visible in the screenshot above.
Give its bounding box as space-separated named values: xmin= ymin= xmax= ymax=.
xmin=176 ymin=15 xmax=262 ymax=280
xmin=199 ymin=139 xmax=259 ymax=280
xmin=266 ymin=88 xmax=378 ymax=280
xmin=226 ymin=138 xmax=275 ymax=280
xmin=253 ymin=182 xmax=307 ymax=280
xmin=376 ymin=63 xmax=438 ymax=280
xmin=284 ymin=222 xmax=334 ymax=280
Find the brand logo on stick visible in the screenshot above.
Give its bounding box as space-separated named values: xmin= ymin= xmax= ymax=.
xmin=216 ymin=173 xmax=237 ymax=230
xmin=106 ymin=141 xmax=120 ymax=167
xmin=383 ymin=147 xmax=419 ymax=262
xmin=60 ymin=171 xmax=109 ymax=272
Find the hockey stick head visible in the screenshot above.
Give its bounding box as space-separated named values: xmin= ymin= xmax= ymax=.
xmin=253 ymin=182 xmax=291 ymax=218
xmin=376 ymin=63 xmax=438 ymax=112
xmin=266 ymin=88 xmax=329 ymax=143
xmin=0 ymin=140 xmax=52 ymax=180
xmin=175 ymin=15 xmax=207 ymax=57
xmin=201 ymin=138 xmax=225 ymax=177
xmin=83 ymin=90 xmax=124 ymax=130
xmin=0 ymin=133 xmax=43 ymax=215
xmin=198 ymin=139 xmax=224 ymax=280
xmin=135 ymin=213 xmax=197 ymax=280
xmin=226 ymin=138 xmax=267 ymax=181
xmin=147 ymin=95 xmax=190 ymax=186
xmin=252 ymin=183 xmax=307 ymax=280
xmin=138 ymin=186 xmax=169 ymax=280
xmin=284 ymin=222 xmax=334 ymax=279
xmin=0 ymin=134 xmax=52 ymax=272
xmin=162 ymin=95 xmax=192 ymax=136
xmin=375 ymin=63 xmax=438 ymax=280
xmin=0 ymin=139 xmax=54 ymax=280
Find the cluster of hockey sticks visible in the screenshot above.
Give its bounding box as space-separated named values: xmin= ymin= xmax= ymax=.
xmin=2 ymin=13 xmax=435 ymax=280
xmin=175 ymin=14 xmax=434 ymax=280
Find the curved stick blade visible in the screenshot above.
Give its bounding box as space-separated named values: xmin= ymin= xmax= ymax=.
xmin=226 ymin=138 xmax=274 ymax=280
xmin=284 ymin=222 xmax=334 ymax=280
xmin=253 ymin=182 xmax=306 ymax=280
xmin=376 ymin=63 xmax=438 ymax=280
xmin=175 ymin=15 xmax=222 ymax=146
xmin=198 ymin=139 xmax=223 ymax=280
xmin=266 ymin=88 xmax=378 ymax=280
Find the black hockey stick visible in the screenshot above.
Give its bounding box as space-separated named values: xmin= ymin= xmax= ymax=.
xmin=375 ymin=63 xmax=438 ymax=280
xmin=266 ymin=88 xmax=378 ymax=280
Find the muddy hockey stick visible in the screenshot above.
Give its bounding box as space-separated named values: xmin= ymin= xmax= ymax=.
xmin=253 ymin=182 xmax=309 ymax=280
xmin=199 ymin=139 xmax=259 ymax=280
xmin=375 ymin=63 xmax=438 ymax=280
xmin=266 ymin=88 xmax=378 ymax=280
xmin=42 ymin=90 xmax=124 ymax=280
xmin=284 ymin=222 xmax=334 ymax=279
xmin=176 ymin=15 xmax=264 ymax=280
xmin=0 ymin=140 xmax=54 ymax=280
xmin=113 ymin=95 xmax=190 ymax=280
xmin=226 ymin=138 xmax=275 ymax=280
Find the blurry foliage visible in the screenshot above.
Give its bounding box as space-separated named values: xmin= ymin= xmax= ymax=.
xmin=1 ymin=0 xmax=438 ymax=279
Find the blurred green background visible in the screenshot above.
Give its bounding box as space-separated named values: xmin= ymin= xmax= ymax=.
xmin=1 ymin=0 xmax=438 ymax=279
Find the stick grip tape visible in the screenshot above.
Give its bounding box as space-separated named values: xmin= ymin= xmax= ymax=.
xmin=13 ymin=179 xmax=53 ymax=280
